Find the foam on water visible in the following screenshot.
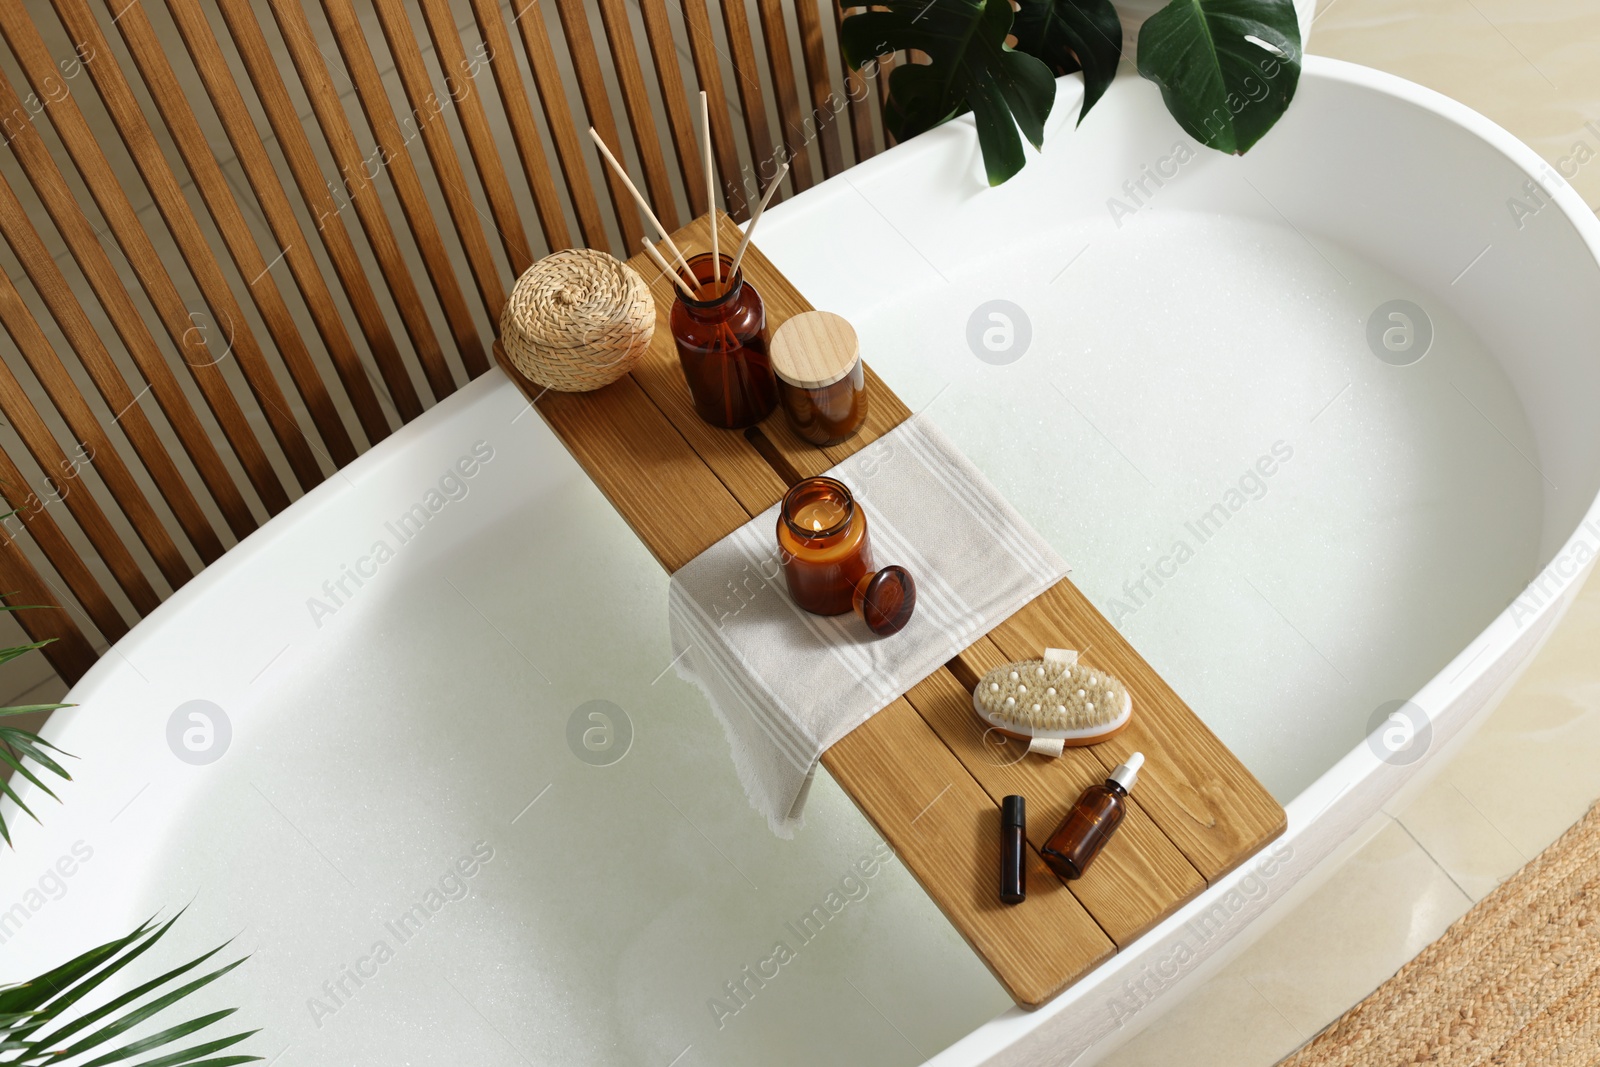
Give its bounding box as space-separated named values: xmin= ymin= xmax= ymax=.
xmin=857 ymin=211 xmax=1544 ymax=798
xmin=115 ymin=427 xmax=1008 ymax=1065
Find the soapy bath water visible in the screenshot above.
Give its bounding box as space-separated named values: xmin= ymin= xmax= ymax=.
xmin=852 ymin=212 xmax=1544 ymax=799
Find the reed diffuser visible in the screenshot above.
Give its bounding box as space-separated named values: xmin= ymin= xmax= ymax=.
xmin=589 ymin=95 xmax=790 ymax=430
xmin=669 ymin=252 xmax=776 ymax=427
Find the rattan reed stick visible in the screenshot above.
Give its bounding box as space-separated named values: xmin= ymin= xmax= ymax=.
xmin=701 ymin=91 xmax=718 ymax=283
xmin=727 ymin=163 xmax=789 ymax=281
xmin=588 ymin=127 xmax=695 ymax=279
xmin=641 ymin=238 xmax=697 ymax=299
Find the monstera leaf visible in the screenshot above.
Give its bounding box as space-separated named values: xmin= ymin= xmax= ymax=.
xmin=1011 ymin=0 xmax=1124 ymax=123
xmin=1136 ymin=0 xmax=1301 ymax=154
xmin=840 ymin=0 xmax=1056 ymax=185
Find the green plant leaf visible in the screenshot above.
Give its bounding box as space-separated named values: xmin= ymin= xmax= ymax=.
xmin=841 ymin=0 xmax=1057 ymax=185
xmin=0 ymin=773 xmax=38 ymax=844
xmin=1 ymin=727 xmax=71 ymax=780
xmin=0 ymin=703 xmax=72 ymax=717
xmin=0 ymin=747 xmax=59 ymax=803
xmin=54 ymin=962 xmax=248 ymax=1062
xmin=20 ymin=915 xmax=197 ymax=1046
xmin=1135 ymin=0 xmax=1301 ymax=154
xmin=0 ymin=922 xmax=158 ymax=1017
xmin=0 ymin=641 xmax=51 ymax=668
xmin=1011 ymin=0 xmax=1123 ymax=123
xmin=0 ymin=629 xmax=73 ymax=847
xmin=0 ymin=915 xmax=258 ymax=1067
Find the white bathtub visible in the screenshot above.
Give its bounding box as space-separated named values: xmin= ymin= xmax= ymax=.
xmin=3 ymin=56 xmax=1598 ymax=1066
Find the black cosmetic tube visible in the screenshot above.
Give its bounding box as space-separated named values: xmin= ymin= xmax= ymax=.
xmin=1000 ymin=794 xmax=1025 ymax=905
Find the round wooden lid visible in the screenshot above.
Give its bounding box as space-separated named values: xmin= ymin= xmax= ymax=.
xmin=769 ymin=310 xmax=859 ymax=389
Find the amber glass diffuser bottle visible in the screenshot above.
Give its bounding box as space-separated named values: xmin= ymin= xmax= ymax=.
xmin=1041 ymin=753 xmax=1144 ymax=880
xmin=776 ymin=477 xmax=915 ymax=636
xmin=769 ymin=310 xmax=867 ymax=446
xmin=669 ymin=252 xmax=777 ymax=429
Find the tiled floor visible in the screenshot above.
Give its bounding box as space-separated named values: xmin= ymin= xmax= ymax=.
xmin=1104 ymin=2 xmax=1600 ymax=1063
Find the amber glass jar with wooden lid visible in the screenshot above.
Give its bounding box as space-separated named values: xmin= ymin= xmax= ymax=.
xmin=769 ymin=310 xmax=866 ymax=446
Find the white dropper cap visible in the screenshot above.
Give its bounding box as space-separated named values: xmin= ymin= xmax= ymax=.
xmin=1108 ymin=752 xmax=1144 ymax=792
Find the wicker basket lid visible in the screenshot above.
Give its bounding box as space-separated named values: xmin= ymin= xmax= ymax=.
xmin=769 ymin=310 xmax=859 ymax=389
xmin=499 ymin=248 xmax=655 ymax=393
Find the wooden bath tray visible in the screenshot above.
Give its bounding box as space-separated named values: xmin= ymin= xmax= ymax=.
xmin=495 ymin=213 xmax=1286 ymax=1009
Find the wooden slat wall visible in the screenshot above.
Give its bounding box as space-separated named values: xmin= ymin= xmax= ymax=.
xmin=0 ymin=0 xmax=887 ymax=683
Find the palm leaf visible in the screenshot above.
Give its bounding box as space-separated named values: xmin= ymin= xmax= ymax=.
xmin=0 ymin=704 xmax=73 ymax=717
xmin=0 ymin=642 xmax=51 ymax=668
xmin=0 ymin=916 xmax=259 ymax=1067
xmin=0 ymin=630 xmax=75 ymax=848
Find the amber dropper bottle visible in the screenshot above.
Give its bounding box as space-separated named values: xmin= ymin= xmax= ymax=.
xmin=1041 ymin=753 xmax=1144 ymax=881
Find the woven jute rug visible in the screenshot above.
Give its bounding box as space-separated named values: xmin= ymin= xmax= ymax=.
xmin=1279 ymin=801 xmax=1600 ymax=1066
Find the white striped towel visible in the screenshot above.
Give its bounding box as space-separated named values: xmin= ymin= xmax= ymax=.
xmin=667 ymin=413 xmax=1068 ymax=837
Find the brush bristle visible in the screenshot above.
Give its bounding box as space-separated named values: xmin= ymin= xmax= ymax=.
xmin=974 ymin=659 xmax=1130 ymax=731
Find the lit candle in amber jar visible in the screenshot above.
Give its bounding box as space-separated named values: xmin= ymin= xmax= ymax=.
xmin=777 ymin=477 xmax=916 ymax=635
xmin=792 ymin=497 xmax=847 ymax=534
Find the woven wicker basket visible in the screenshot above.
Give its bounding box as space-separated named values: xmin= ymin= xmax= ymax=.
xmin=499 ymin=248 xmax=655 ymax=392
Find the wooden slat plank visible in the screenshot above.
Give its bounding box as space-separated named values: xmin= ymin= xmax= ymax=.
xmin=552 ymin=0 xmax=646 ymax=250
xmin=216 ymin=0 xmax=423 ymax=423
xmin=0 ymin=73 xmax=236 ymax=560
xmin=0 ymin=180 xmax=195 ymax=594
xmin=905 ymin=664 xmax=1206 ymax=945
xmin=679 ymin=0 xmax=749 ymax=218
xmin=166 ymin=0 xmax=393 ymax=449
xmin=0 ymin=516 xmax=101 ymax=685
xmin=508 ymin=0 xmax=612 ymax=252
xmin=371 ymin=0 xmax=511 ymax=328
xmin=0 ymin=429 xmax=127 ymax=649
xmin=793 ymin=0 xmax=845 ymax=177
xmin=415 ymin=0 xmax=534 ymax=277
xmin=876 ymin=41 xmax=898 ymax=148
xmin=635 ymin=0 xmax=708 ymax=219
xmin=835 ymin=1 xmax=878 ymax=164
xmin=716 ymin=0 xmax=781 ymax=205
xmin=466 ymin=0 xmax=572 ymax=253
xmin=2 ymin=0 xmax=293 ymax=517
xmin=0 ymin=294 xmax=154 ymax=626
xmin=495 ymin=343 xmax=749 ymax=573
xmin=594 ymin=0 xmax=682 ymax=231
xmin=974 ymin=583 xmax=1287 ymax=881
xmin=106 ymin=0 xmax=360 ymax=469
xmin=266 ymin=0 xmax=458 ymax=406
xmin=821 ymin=698 xmax=1115 ymax=1008
xmin=56 ymin=0 xmax=327 ymax=494
xmin=753 ymin=0 xmax=814 ymax=192
xmin=319 ymin=0 xmax=489 ymax=379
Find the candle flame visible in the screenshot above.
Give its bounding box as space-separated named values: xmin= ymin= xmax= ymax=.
xmin=812 ymin=519 xmax=822 ymax=531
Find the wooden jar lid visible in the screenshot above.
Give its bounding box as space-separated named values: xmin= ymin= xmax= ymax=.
xmin=769 ymin=310 xmax=859 ymax=389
